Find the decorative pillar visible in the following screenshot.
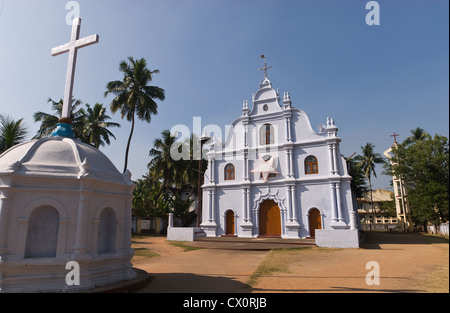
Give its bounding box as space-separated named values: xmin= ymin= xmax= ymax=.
xmin=330 ymin=182 xmax=338 ymax=223
xmin=328 ymin=144 xmax=335 ymax=175
xmin=285 ymin=150 xmax=291 ymax=178
xmin=332 ymin=143 xmax=338 ymax=175
xmin=168 ymin=212 xmax=174 ymax=227
xmin=285 ymin=183 xmax=300 ymax=238
xmin=0 ymin=187 xmax=12 ymax=255
xmin=73 ymin=189 xmax=91 ymax=256
xmin=350 ymin=211 xmax=357 ymax=230
xmin=240 ymin=185 xmax=253 ymax=237
xmin=71 ymin=180 xmax=95 ymax=291
xmin=289 ymin=149 xmax=294 ymax=177
xmin=291 ymin=185 xmax=298 ymax=222
xmin=330 ymin=180 xmax=349 ymax=229
xmin=286 ymin=186 xmax=292 ymax=222
xmin=242 ymin=188 xmax=248 ymax=222
xmin=201 ymin=187 xmax=218 ymax=237
xmin=336 ymin=183 xmax=344 ymax=223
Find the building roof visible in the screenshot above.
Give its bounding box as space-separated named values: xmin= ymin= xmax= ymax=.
xmin=0 ymin=137 xmax=131 ymax=184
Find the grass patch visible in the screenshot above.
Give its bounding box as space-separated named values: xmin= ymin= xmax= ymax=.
xmin=419 ymin=264 xmax=449 ymax=293
xmin=168 ymin=241 xmax=204 ymax=252
xmin=246 ymin=247 xmax=311 ymax=288
xmin=133 ymin=248 xmax=160 ymax=259
xmin=418 ymin=241 xmax=449 ymax=293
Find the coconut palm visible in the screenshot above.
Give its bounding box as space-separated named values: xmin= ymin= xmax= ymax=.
xmin=355 ymin=143 xmax=386 ymax=229
xmin=0 ymin=114 xmax=28 ymax=154
xmin=148 ymin=130 xmax=180 ymax=190
xmin=82 ymin=103 xmax=120 ymax=148
xmin=33 ymin=98 xmax=85 ymax=139
xmin=404 ymin=127 xmax=430 ymax=145
xmin=105 ymin=57 xmax=165 ymax=173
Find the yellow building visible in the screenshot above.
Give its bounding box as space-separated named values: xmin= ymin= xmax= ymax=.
xmin=357 ymin=189 xmax=401 ymax=231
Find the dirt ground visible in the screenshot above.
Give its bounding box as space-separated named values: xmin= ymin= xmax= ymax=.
xmin=131 ymin=232 xmax=449 ymax=293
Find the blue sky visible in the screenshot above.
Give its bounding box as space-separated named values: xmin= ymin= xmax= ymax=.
xmin=0 ymin=0 xmax=448 ymax=190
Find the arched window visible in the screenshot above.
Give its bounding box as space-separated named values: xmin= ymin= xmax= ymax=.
xmin=260 ymin=124 xmax=274 ymax=145
xmin=97 ymin=208 xmax=117 ymax=254
xmin=305 ymin=155 xmax=319 ymax=174
xmin=24 ymin=206 xmax=60 ymax=259
xmin=224 ymin=163 xmax=235 ymax=181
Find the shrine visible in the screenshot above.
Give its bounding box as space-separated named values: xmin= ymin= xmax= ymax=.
xmin=0 ymin=18 xmax=136 ymax=292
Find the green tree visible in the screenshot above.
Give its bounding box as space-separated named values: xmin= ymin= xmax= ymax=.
xmin=33 ymin=98 xmax=119 ymax=149
xmin=148 ymin=131 xmax=207 ymax=194
xmin=404 ymin=127 xmax=430 ymax=145
xmin=148 ymin=130 xmax=181 ymax=190
xmin=105 ymin=57 xmax=165 ymax=173
xmin=133 ymin=176 xmax=172 ymax=219
xmin=0 ymin=115 xmax=28 ymax=153
xmin=83 ymin=103 xmax=120 ymax=148
xmin=346 ymin=156 xmax=369 ymax=199
xmin=33 ymin=98 xmax=85 ymax=139
xmin=386 ymin=134 xmax=449 ymax=228
xmin=355 ymin=143 xmax=386 ymax=228
xmin=132 ymin=175 xmax=196 ymax=229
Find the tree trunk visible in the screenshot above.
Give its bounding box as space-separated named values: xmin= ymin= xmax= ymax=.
xmin=369 ymin=176 xmax=374 ymax=231
xmin=123 ymin=113 xmax=135 ymax=173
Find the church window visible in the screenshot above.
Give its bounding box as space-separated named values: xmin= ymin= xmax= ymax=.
xmin=224 ymin=163 xmax=235 ymax=180
xmin=24 ymin=206 xmax=60 ymax=259
xmin=97 ymin=208 xmax=117 ymax=254
xmin=305 ymin=155 xmax=319 ymax=174
xmin=260 ymin=124 xmax=274 ymax=145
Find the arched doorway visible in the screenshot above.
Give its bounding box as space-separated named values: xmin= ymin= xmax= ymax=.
xmin=259 ymin=200 xmax=281 ymax=237
xmin=308 ymin=208 xmax=322 ymax=237
xmin=225 ymin=210 xmax=235 ymax=235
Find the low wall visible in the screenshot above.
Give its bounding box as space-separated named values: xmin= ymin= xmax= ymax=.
xmin=167 ymin=227 xmax=195 ymax=241
xmin=427 ymin=223 xmax=449 ymax=236
xmin=315 ymin=229 xmax=360 ymax=248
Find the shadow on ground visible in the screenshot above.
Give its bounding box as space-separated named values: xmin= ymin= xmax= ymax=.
xmin=136 ymin=273 xmax=252 ymax=293
xmin=361 ymin=231 xmax=449 ymax=249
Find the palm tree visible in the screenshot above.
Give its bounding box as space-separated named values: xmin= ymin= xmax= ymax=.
xmin=355 ymin=143 xmax=386 ymax=230
xmin=82 ymin=103 xmax=120 ymax=148
xmin=0 ymin=115 xmax=28 ymax=154
xmin=105 ymin=57 xmax=165 ymax=173
xmin=33 ymin=98 xmax=85 ymax=139
xmin=148 ymin=130 xmax=180 ymax=190
xmin=404 ymin=127 xmax=430 ymax=145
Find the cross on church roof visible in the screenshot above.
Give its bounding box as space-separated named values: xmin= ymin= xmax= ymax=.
xmin=390 ymin=132 xmax=400 ymax=143
xmin=259 ymin=54 xmax=272 ymax=78
xmin=51 ymin=17 xmax=99 ymax=125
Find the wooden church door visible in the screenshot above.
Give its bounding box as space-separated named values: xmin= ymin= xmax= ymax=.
xmin=225 ymin=210 xmax=235 ymax=235
xmin=259 ymin=200 xmax=281 ymax=236
xmin=309 ymin=208 xmax=322 ymax=237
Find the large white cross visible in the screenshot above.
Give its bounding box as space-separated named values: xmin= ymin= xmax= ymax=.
xmin=51 ymin=17 xmax=99 ymax=122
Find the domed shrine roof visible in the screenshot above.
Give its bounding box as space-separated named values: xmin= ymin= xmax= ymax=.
xmin=0 ymin=137 xmax=129 ymax=183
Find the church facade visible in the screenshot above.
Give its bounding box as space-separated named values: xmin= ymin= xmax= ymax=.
xmin=200 ymin=66 xmax=358 ymax=244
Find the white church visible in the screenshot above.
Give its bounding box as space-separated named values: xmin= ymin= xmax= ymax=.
xmin=200 ymin=58 xmax=359 ymax=247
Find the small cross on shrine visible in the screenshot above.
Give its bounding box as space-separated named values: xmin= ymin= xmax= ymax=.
xmin=390 ymin=132 xmax=400 ymax=143
xmin=259 ymin=54 xmax=272 ymax=78
xmin=51 ymin=17 xmax=99 ymax=137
